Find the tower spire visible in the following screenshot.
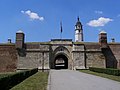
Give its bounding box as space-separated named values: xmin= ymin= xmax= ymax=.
xmin=77 ymin=16 xmax=79 ymax=21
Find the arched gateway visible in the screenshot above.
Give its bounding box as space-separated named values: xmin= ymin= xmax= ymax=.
xmin=51 ymin=45 xmax=71 ymax=69
xmin=54 ymin=54 xmax=68 ymax=69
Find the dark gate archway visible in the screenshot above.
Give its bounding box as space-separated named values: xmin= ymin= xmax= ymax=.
xmin=54 ymin=54 xmax=68 ymax=69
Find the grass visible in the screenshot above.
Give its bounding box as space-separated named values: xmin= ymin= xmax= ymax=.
xmin=79 ymin=70 xmax=120 ymax=82
xmin=0 ymin=72 xmax=15 ymax=78
xmin=0 ymin=74 xmax=9 ymax=78
xmin=10 ymin=72 xmax=49 ymax=90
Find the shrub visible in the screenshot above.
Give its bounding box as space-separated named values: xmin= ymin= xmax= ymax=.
xmin=89 ymin=67 xmax=120 ymax=76
xmin=0 ymin=68 xmax=38 ymax=90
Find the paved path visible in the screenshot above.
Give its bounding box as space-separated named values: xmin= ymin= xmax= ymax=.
xmin=47 ymin=70 xmax=120 ymax=90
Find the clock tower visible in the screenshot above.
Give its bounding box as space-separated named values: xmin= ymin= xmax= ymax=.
xmin=75 ymin=17 xmax=83 ymax=42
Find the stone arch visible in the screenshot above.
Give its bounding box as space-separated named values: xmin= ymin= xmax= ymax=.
xmin=51 ymin=46 xmax=70 ymax=69
xmin=54 ymin=53 xmax=68 ymax=69
xmin=53 ymin=46 xmax=70 ymax=54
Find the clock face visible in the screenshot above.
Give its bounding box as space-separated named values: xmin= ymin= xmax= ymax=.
xmin=76 ymin=30 xmax=79 ymax=33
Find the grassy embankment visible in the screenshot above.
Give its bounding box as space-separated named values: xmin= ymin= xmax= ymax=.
xmin=0 ymin=72 xmax=14 ymax=78
xmin=11 ymin=72 xmax=48 ymax=90
xmin=79 ymin=70 xmax=120 ymax=82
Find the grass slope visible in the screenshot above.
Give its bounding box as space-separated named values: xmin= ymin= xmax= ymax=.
xmin=11 ymin=72 xmax=48 ymax=90
xmin=0 ymin=72 xmax=14 ymax=78
xmin=79 ymin=70 xmax=120 ymax=82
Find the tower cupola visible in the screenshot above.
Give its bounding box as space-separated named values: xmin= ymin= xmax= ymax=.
xmin=75 ymin=17 xmax=83 ymax=42
xmin=75 ymin=17 xmax=82 ymax=30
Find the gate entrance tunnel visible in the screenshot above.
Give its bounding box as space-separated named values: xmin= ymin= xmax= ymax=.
xmin=54 ymin=54 xmax=68 ymax=69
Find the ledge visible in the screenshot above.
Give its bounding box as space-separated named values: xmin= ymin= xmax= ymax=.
xmin=51 ymin=39 xmax=72 ymax=41
xmin=25 ymin=42 xmax=50 ymax=45
xmin=0 ymin=43 xmax=15 ymax=46
xmin=26 ymin=49 xmax=49 ymax=52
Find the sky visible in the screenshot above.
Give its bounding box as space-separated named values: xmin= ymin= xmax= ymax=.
xmin=0 ymin=0 xmax=120 ymax=43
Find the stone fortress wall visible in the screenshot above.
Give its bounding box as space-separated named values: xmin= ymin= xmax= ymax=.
xmin=14 ymin=31 xmax=120 ymax=70
xmin=0 ymin=31 xmax=120 ymax=72
xmin=0 ymin=44 xmax=17 ymax=72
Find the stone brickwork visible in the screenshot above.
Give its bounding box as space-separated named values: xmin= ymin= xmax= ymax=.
xmin=85 ymin=43 xmax=106 ymax=68
xmin=86 ymin=52 xmax=105 ymax=68
xmin=49 ymin=39 xmax=72 ymax=69
xmin=0 ymin=40 xmax=120 ymax=72
xmin=73 ymin=52 xmax=85 ymax=69
xmin=16 ymin=31 xmax=25 ymax=49
xmin=17 ymin=52 xmax=49 ymax=70
xmin=72 ymin=44 xmax=85 ymax=69
xmin=17 ymin=43 xmax=50 ymax=70
xmin=17 ymin=52 xmax=42 ymax=69
xmin=109 ymin=43 xmax=120 ymax=69
xmin=0 ymin=44 xmax=17 ymax=72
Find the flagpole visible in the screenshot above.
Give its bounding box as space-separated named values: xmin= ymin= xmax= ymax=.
xmin=60 ymin=32 xmax=62 ymax=39
xmin=60 ymin=22 xmax=62 ymax=40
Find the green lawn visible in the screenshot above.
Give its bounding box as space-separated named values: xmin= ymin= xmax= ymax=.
xmin=0 ymin=72 xmax=14 ymax=78
xmin=10 ymin=72 xmax=48 ymax=90
xmin=0 ymin=74 xmax=8 ymax=78
xmin=79 ymin=70 xmax=120 ymax=82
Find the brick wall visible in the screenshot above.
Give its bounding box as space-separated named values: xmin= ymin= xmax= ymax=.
xmin=0 ymin=44 xmax=17 ymax=72
xmin=86 ymin=52 xmax=105 ymax=68
xmin=17 ymin=43 xmax=50 ymax=70
xmin=109 ymin=44 xmax=120 ymax=69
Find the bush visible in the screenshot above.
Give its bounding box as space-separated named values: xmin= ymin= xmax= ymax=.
xmin=89 ymin=67 xmax=120 ymax=76
xmin=0 ymin=68 xmax=38 ymax=90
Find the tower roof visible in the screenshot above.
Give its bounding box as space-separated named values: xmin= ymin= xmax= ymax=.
xmin=17 ymin=30 xmax=24 ymax=33
xmin=100 ymin=30 xmax=107 ymax=34
xmin=76 ymin=17 xmax=82 ymax=26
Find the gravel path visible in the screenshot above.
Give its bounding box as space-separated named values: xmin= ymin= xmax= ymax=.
xmin=47 ymin=70 xmax=120 ymax=90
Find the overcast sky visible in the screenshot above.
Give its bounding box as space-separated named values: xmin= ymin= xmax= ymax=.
xmin=0 ymin=0 xmax=120 ymax=43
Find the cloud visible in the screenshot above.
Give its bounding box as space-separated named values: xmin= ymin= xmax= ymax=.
xmin=21 ymin=10 xmax=44 ymax=21
xmin=95 ymin=11 xmax=103 ymax=14
xmin=87 ymin=17 xmax=113 ymax=27
xmin=117 ymin=14 xmax=120 ymax=17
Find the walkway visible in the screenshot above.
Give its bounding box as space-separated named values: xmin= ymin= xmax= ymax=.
xmin=48 ymin=70 xmax=120 ymax=90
